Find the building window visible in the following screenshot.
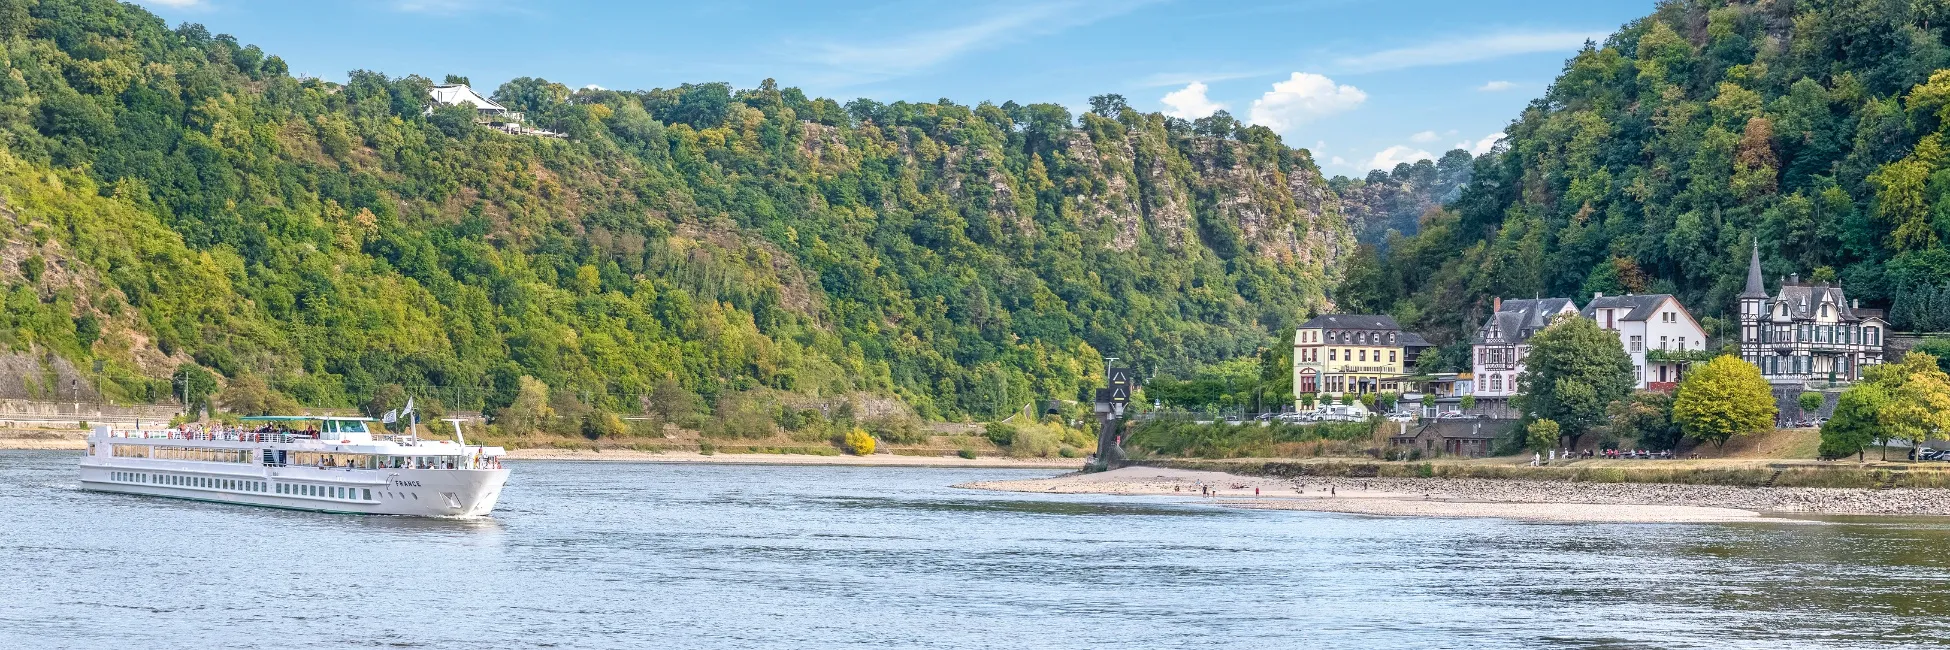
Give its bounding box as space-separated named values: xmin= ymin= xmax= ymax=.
xmin=1329 ymin=349 xmax=1336 ymax=361
xmin=1678 ymin=336 xmax=1686 ymax=349
xmin=1629 ymin=336 xmax=1642 ymax=352
xmin=1490 ymin=374 xmax=1502 ymax=391
xmin=1389 ymin=351 xmax=1397 ymax=362
xmin=1659 ymin=336 xmax=1669 ymax=350
xmin=1636 ymin=365 xmax=1644 ymax=382
xmin=1359 ymin=350 xmax=1367 ymax=362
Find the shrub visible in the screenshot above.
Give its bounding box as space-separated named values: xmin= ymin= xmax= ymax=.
xmin=1058 ymin=445 xmax=1081 ymax=458
xmin=709 ymin=390 xmax=779 ymax=439
xmin=844 ymin=429 xmax=875 ymax=455
xmin=580 ymin=412 xmax=627 ymax=440
xmin=984 ymin=422 xmax=1018 ymax=446
xmin=864 ymin=414 xmax=925 ymax=444
xmin=1009 ymin=424 xmax=1061 ymax=458
xmin=957 ymin=448 xmax=977 ymax=459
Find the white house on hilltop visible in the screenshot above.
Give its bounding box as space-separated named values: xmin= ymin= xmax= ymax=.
xmin=428 ymin=84 xmax=512 ymax=117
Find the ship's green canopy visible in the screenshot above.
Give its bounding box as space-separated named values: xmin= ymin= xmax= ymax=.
xmin=238 ymin=415 xmax=375 ymax=421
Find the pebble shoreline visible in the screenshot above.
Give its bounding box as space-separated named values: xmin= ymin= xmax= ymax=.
xmin=961 ymin=467 xmax=1950 ymax=522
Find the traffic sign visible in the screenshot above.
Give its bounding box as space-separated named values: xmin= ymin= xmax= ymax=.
xmin=1107 ymin=385 xmax=1130 ymax=404
xmin=1107 ymin=366 xmax=1134 ymax=387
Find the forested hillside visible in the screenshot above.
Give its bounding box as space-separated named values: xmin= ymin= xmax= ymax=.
xmin=1342 ymin=0 xmax=1950 ymax=366
xmin=0 ymin=0 xmax=1350 ymax=421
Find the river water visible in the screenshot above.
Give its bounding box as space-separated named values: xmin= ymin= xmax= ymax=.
xmin=6 ymin=450 xmax=1950 ymax=648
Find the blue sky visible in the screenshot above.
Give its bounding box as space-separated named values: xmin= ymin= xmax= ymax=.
xmin=134 ymin=0 xmax=1654 ymax=177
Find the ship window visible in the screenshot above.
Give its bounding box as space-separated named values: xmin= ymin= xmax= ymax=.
xmin=363 ymin=489 xmax=372 ymax=500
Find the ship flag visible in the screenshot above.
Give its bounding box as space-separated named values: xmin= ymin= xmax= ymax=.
xmin=382 ymin=408 xmax=399 ymax=424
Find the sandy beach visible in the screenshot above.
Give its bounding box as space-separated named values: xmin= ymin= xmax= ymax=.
xmin=958 ymin=466 xmax=1950 ymax=523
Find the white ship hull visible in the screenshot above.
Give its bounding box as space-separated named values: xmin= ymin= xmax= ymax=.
xmin=79 ymin=420 xmax=511 ymax=517
xmin=82 ymin=460 xmax=510 ymax=515
xmin=79 ymin=460 xmax=509 ymax=516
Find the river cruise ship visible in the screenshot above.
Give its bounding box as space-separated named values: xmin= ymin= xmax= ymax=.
xmin=78 ymin=416 xmax=509 ymax=517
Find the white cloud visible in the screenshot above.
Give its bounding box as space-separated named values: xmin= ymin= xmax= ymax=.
xmin=1365 ymin=145 xmax=1435 ymax=171
xmin=1247 ymin=72 xmax=1367 ymax=132
xmin=1160 ymin=81 xmax=1226 ymax=119
xmin=1409 ymin=130 xmax=1439 ymax=143
xmin=1478 ymin=80 xmax=1516 ymax=92
xmin=1330 ymin=156 xmax=1350 ymax=167
xmin=1456 ymin=132 xmax=1506 ymax=155
xmin=1336 ymin=30 xmax=1608 ymax=73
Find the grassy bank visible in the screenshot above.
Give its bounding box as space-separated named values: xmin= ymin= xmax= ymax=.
xmin=1135 ymin=458 xmax=1950 ymax=489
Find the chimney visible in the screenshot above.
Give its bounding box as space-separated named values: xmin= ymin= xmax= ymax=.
xmin=1593 ymin=292 xmax=1603 ymax=299
xmin=1790 ymin=273 xmax=1800 ymax=284
xmin=1493 ymin=296 xmax=1502 ymax=312
xmin=1854 ymin=298 xmax=1860 ymax=309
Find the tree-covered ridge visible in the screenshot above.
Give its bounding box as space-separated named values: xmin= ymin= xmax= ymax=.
xmin=1341 ymin=0 xmax=1950 ymax=362
xmin=0 ymin=0 xmax=1347 ymax=420
xmin=1330 ymin=149 xmax=1473 ymax=245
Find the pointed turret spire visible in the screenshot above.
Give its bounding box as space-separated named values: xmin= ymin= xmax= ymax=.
xmin=1740 ymin=239 xmax=1768 ymax=299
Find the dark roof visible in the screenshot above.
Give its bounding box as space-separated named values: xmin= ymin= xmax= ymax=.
xmin=1298 ymin=314 xmax=1401 ymax=331
xmin=1399 ymin=332 xmax=1432 ymax=349
xmin=1475 ymin=298 xmax=1578 ymax=345
xmin=1741 ymin=240 xmax=1769 ymax=299
xmin=1771 ymin=284 xmax=1861 ymax=321
xmin=1580 ymin=294 xmax=1672 ymax=322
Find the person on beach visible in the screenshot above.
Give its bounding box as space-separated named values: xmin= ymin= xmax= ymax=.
xmin=1330 ymin=485 xmax=1336 ymax=496
xmin=1254 ymin=487 xmax=1260 ymax=499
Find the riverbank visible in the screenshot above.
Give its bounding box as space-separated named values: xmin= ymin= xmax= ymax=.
xmin=0 ymin=430 xmax=1083 ymax=468
xmin=959 ymin=466 xmax=1950 ymax=523
xmin=0 ymin=429 xmax=83 ymax=449
xmin=505 ymin=448 xmax=1085 ymax=469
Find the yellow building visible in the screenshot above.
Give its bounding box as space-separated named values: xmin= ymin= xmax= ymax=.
xmin=1292 ymin=314 xmax=1431 ymax=401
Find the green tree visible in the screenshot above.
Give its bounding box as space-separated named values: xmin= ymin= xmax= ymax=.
xmin=364 ymin=384 xmax=407 ymax=420
xmin=1871 ymin=352 xmax=1950 ymax=457
xmin=1819 ymin=383 xmax=1886 ymax=461
xmin=1515 ymin=315 xmax=1634 ymax=442
xmin=1673 ymin=356 xmax=1777 ymax=448
xmin=217 ymin=372 xmax=299 ymax=416
xmin=580 ymin=411 xmax=627 ymax=440
xmin=1526 ymin=418 xmax=1561 ymax=454
xmin=1299 ymin=393 xmax=1316 ymax=410
xmin=1607 ymin=390 xmax=1680 ymax=451
xmin=500 ymin=376 xmax=555 ymax=434
xmin=1797 ymin=392 xmax=1826 ymax=417
xmin=172 ymin=363 xmax=218 ymax=419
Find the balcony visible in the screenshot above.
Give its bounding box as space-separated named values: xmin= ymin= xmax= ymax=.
xmin=1644 ymin=349 xmax=1719 ymax=363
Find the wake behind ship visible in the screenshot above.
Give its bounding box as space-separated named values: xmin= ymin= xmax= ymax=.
xmin=79 ymin=416 xmax=509 ymax=517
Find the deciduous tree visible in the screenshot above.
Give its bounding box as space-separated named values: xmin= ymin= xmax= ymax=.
xmin=1820 ymin=383 xmax=1885 ymax=461
xmin=1516 ymin=315 xmax=1634 ymax=442
xmin=1673 ymin=356 xmax=1777 ymax=448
